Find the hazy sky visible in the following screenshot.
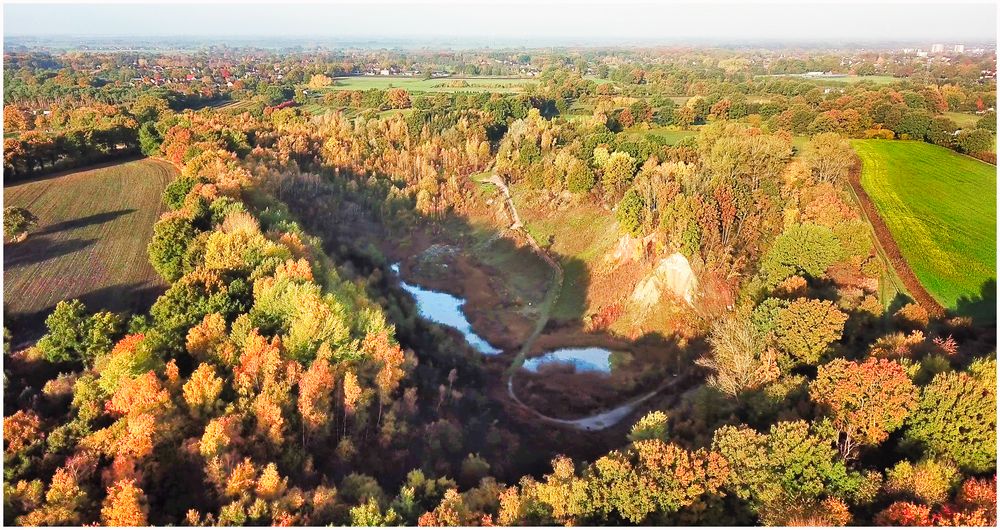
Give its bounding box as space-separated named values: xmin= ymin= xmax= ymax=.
xmin=4 ymin=1 xmax=997 ymax=43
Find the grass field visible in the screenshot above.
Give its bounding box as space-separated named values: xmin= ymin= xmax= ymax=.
xmin=623 ymin=126 xmax=698 ymax=145
xmin=3 ymin=159 xmax=176 ymax=337
xmin=943 ymin=111 xmax=983 ymax=128
xmin=317 ymin=76 xmax=537 ymax=94
xmin=215 ymin=99 xmax=259 ymax=113
xmin=852 ymin=140 xmax=996 ymax=318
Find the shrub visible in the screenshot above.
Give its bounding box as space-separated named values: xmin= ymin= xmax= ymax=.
xmin=3 ymin=206 xmax=38 ymax=243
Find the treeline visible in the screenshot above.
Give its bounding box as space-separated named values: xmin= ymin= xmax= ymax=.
xmin=2 ymin=95 xmax=178 ymax=181
xmin=529 ymin=65 xmax=996 ymax=160
xmin=2 ymin=126 xmax=140 ymax=182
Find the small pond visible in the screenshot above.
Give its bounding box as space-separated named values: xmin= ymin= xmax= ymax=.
xmin=391 ymin=263 xmax=502 ymax=355
xmin=522 ymin=347 xmax=613 ymax=374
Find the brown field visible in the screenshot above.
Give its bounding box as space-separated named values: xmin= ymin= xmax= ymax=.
xmin=3 ymin=158 xmax=177 ymax=342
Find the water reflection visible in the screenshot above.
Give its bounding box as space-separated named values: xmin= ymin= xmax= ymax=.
xmin=391 ymin=263 xmax=502 ymax=355
xmin=522 ymin=347 xmax=613 ymax=374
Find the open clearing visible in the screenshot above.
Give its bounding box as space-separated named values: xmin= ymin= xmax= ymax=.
xmin=944 ymin=111 xmax=984 ymax=128
xmin=3 ymin=158 xmax=176 ymax=337
xmin=852 ymin=140 xmax=996 ymax=319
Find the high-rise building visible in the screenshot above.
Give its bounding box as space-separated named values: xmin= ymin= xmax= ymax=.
xmin=930 ymin=43 xmax=945 ymax=53
xmin=953 ymin=44 xmax=965 ymax=53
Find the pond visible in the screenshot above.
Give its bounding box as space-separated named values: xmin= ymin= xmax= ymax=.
xmin=521 ymin=347 xmax=613 ymax=374
xmin=391 ymin=263 xmax=502 ymax=355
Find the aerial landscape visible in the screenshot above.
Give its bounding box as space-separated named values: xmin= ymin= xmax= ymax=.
xmin=1 ymin=1 xmax=997 ymax=527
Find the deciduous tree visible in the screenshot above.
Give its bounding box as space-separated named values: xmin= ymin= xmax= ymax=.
xmin=773 ymin=298 xmax=847 ymax=367
xmin=697 ymin=313 xmax=780 ymax=397
xmin=904 ymin=360 xmax=996 ymax=473
xmin=810 ymin=358 xmax=917 ymax=458
xmin=101 ymin=479 xmax=149 ymax=526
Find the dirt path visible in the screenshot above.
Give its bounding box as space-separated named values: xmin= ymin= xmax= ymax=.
xmin=505 ymin=376 xmax=686 ymax=430
xmin=846 ymin=159 xmax=946 ymax=318
xmin=487 ymin=174 xmax=675 ymax=431
xmin=487 ymin=175 xmax=564 ymax=374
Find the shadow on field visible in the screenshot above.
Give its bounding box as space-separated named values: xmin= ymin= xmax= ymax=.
xmin=37 ymin=208 xmax=137 ymax=236
xmin=3 ymin=237 xmax=97 ymax=269
xmin=4 ymin=281 xmax=166 ymax=349
xmin=955 ymin=279 xmax=997 ymax=326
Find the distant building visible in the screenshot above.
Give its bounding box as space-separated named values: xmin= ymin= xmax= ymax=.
xmin=930 ymin=43 xmax=945 ymax=53
xmin=953 ymin=44 xmax=965 ymax=53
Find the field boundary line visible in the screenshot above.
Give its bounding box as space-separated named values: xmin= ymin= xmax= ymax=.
xmin=846 ymin=156 xmax=946 ymax=318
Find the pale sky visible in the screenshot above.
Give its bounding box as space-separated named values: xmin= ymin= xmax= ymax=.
xmin=3 ymin=1 xmax=997 ymax=44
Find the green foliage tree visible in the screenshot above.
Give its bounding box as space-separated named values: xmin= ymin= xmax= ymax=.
xmin=566 ymin=159 xmax=596 ymax=193
xmin=904 ymin=359 xmax=996 ymax=473
xmin=975 ymin=111 xmax=996 ymax=133
xmin=138 ymin=122 xmax=163 ymax=156
xmin=759 ymin=223 xmax=841 ymax=287
xmin=162 ymin=176 xmax=197 ymax=210
xmin=36 ymin=300 xmax=121 ymax=365
xmin=615 ymin=189 xmax=646 ymax=237
xmin=148 ymin=214 xmax=197 ymax=282
xmin=955 ymin=128 xmax=995 ymax=154
xmin=712 ymin=420 xmax=869 ymax=525
xmin=926 ymin=116 xmax=958 ymax=147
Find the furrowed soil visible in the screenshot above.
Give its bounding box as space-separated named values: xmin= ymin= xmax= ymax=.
xmin=3 ymin=158 xmax=177 ymax=343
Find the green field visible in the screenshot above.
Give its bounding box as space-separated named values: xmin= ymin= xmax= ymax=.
xmin=852 ymin=140 xmax=996 ymax=317
xmin=623 ymin=126 xmax=698 ymax=145
xmin=943 ymin=111 xmax=983 ymax=128
xmin=3 ymin=159 xmax=176 ymax=335
xmin=317 ymin=76 xmax=537 ymax=94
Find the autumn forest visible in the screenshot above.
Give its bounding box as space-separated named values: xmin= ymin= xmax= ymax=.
xmin=2 ymin=3 xmax=999 ymax=527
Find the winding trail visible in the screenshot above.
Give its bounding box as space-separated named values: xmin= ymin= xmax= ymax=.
xmin=487 ymin=174 xmax=564 ymax=375
xmin=487 ymin=174 xmax=674 ymax=431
